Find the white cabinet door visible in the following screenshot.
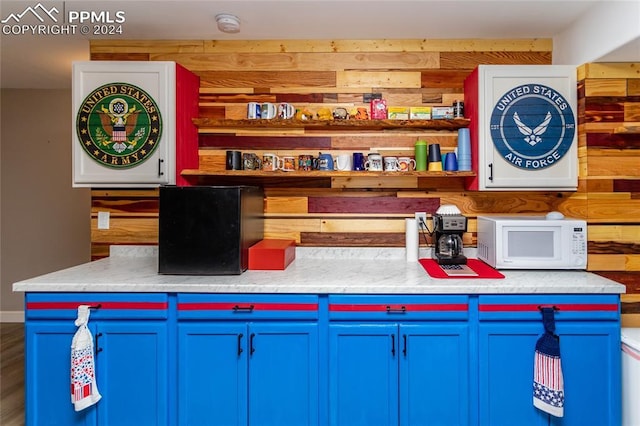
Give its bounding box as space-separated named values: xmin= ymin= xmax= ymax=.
xmin=470 ymin=65 xmax=577 ymax=191
xmin=72 ymin=61 xmax=176 ymax=187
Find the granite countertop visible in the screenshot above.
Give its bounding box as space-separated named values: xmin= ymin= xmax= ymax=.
xmin=12 ymin=246 xmax=626 ymax=294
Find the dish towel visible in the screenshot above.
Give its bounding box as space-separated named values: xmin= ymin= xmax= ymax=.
xmin=70 ymin=305 xmax=102 ymax=411
xmin=533 ymin=307 xmax=564 ymax=417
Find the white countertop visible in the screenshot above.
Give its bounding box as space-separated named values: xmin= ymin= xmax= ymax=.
xmin=12 ymin=246 xmax=626 ymax=294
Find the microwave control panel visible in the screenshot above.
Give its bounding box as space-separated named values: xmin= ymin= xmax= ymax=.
xmin=572 ymin=227 xmax=587 ymax=256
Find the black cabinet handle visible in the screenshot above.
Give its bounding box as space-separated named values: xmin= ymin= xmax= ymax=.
xmin=391 ymin=334 xmax=396 ymax=356
xmin=488 ymin=163 xmax=493 ymax=181
xmin=233 ymin=304 xmax=255 ymax=313
xmin=403 ymin=334 xmax=407 ymax=356
xmin=158 ymin=158 xmax=164 ymax=177
xmin=386 ymin=305 xmax=406 ymax=314
xmin=237 ymin=333 xmax=244 ymax=356
xmin=250 ymin=333 xmax=256 ymax=355
xmin=95 ymin=332 xmax=103 ymax=356
xmin=88 ymin=304 xmax=102 ymax=310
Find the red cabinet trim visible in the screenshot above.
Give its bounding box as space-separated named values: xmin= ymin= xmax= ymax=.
xmin=479 ymin=303 xmax=618 ymax=312
xmin=26 ymin=302 xmax=168 ymax=311
xmin=177 ymin=302 xmax=319 ymax=311
xmin=329 ymin=303 xmax=468 ymax=312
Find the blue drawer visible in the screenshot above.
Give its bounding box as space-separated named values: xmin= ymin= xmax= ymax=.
xmin=177 ymin=294 xmax=319 ymax=320
xmin=478 ymin=294 xmax=620 ymax=321
xmin=25 ymin=293 xmax=169 ymax=320
xmin=328 ymin=295 xmax=469 ymax=321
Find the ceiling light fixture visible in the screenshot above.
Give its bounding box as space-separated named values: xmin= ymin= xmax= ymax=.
xmin=215 ymin=14 xmax=241 ymax=33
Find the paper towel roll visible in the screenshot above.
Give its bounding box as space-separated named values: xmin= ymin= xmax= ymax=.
xmin=405 ymin=218 xmax=419 ymax=262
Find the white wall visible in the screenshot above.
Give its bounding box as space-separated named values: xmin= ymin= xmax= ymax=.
xmin=553 ymin=0 xmax=640 ymax=65
xmin=0 ymin=89 xmax=91 ymax=321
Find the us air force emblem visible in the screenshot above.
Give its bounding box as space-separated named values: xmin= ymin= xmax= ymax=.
xmin=490 ymin=84 xmax=575 ymax=170
xmin=76 ymin=82 xmax=162 ymax=169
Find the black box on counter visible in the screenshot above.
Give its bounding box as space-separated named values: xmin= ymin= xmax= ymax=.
xmin=158 ymin=185 xmax=264 ymax=275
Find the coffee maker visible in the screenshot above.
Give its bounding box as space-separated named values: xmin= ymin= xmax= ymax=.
xmin=432 ymin=206 xmax=467 ymax=265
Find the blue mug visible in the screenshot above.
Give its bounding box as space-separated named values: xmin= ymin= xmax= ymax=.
xmin=353 ymin=152 xmax=365 ymax=171
xmin=317 ymin=153 xmax=334 ymax=171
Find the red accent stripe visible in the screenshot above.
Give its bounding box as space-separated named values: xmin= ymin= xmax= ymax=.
xmin=329 ymin=303 xmax=468 ymax=312
xmin=178 ymin=302 xmax=318 ymax=311
xmin=479 ymin=303 xmax=618 ymax=312
xmin=26 ymin=302 xmax=168 ymax=310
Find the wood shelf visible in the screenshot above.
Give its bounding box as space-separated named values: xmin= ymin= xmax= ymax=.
xmin=193 ymin=118 xmax=471 ymax=132
xmin=181 ymin=170 xmax=476 ymax=178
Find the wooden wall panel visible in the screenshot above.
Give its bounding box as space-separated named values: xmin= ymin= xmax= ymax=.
xmin=87 ymin=40 xmax=638 ymax=315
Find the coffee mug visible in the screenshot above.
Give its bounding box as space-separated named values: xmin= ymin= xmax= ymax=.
xmin=398 ymin=157 xmax=416 ymax=172
xmin=278 ymin=103 xmax=295 ymax=119
xmin=262 ymin=153 xmax=281 ymax=171
xmin=365 ymin=153 xmax=383 ymax=171
xmin=298 ymin=154 xmax=314 ymax=171
xmin=383 ymin=156 xmax=399 ymax=172
xmin=353 ymin=152 xmax=365 ymax=171
xmin=335 ymin=154 xmax=353 ymax=171
xmin=226 ymin=150 xmax=242 ymax=170
xmin=280 ymin=156 xmax=297 ymax=171
xmin=247 ymin=102 xmax=261 ymax=119
xmin=317 ymin=153 xmax=334 ymax=171
xmin=261 ymin=103 xmax=277 ymax=119
xmin=243 ymin=153 xmax=262 ymax=170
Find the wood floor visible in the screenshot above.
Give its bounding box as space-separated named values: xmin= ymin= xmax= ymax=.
xmin=0 ymin=323 xmax=25 ymax=426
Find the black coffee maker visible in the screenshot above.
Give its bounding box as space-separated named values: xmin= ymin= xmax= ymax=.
xmin=432 ymin=209 xmax=467 ymax=265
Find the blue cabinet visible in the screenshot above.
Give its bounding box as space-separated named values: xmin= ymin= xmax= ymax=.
xmin=328 ymin=295 xmax=471 ymax=426
xmin=176 ymin=294 xmax=319 ymax=426
xmin=23 ymin=292 xmax=621 ymax=426
xmin=478 ymin=295 xmax=621 ymax=426
xmin=24 ymin=293 xmax=169 ymax=426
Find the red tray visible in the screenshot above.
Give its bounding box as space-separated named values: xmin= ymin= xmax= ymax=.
xmin=419 ymin=258 xmax=505 ymax=279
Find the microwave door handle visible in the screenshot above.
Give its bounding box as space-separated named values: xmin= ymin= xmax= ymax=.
xmin=488 ymin=163 xmax=493 ymax=181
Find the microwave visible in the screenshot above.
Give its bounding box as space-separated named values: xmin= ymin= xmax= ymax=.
xmin=477 ymin=215 xmax=587 ymax=269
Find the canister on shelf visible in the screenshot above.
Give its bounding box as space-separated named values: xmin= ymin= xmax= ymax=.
xmin=415 ymin=140 xmax=427 ymax=171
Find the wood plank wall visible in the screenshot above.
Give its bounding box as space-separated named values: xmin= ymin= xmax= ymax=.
xmin=88 ymin=40 xmax=638 ymax=321
xmin=577 ymin=63 xmax=640 ymax=326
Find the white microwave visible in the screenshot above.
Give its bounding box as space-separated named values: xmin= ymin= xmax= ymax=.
xmin=477 ymin=215 xmax=587 ymax=269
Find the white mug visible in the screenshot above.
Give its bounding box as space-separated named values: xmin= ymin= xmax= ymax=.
xmin=365 ymin=153 xmax=383 ymax=171
xmin=398 ymin=156 xmax=416 ymax=172
xmin=279 ymin=156 xmax=297 ymax=171
xmin=261 ymin=103 xmax=277 ymax=119
xmin=278 ymin=103 xmax=295 ymax=119
xmin=262 ymin=153 xmax=281 ymax=171
xmin=247 ymin=102 xmax=261 ymax=119
xmin=383 ymin=156 xmax=399 ymax=172
xmin=335 ymin=154 xmax=353 ymax=171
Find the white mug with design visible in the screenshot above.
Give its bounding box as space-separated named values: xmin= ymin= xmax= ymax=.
xmin=398 ymin=156 xmax=416 ymax=172
xmin=262 ymin=153 xmax=282 ymax=171
xmin=383 ymin=156 xmax=400 ymax=172
xmin=365 ymin=153 xmax=383 ymax=171
xmin=261 ymin=103 xmax=277 ymax=119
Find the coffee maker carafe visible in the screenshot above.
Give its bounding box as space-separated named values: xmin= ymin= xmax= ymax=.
xmin=432 ymin=205 xmax=467 ymax=265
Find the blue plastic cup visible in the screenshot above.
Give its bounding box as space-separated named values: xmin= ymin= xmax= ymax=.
xmin=444 ymin=153 xmax=458 ymax=171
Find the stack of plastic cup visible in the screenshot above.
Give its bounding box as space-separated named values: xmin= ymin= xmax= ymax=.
xmin=457 ymin=128 xmax=472 ymax=171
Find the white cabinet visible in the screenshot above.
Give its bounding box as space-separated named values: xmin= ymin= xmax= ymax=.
xmin=72 ymin=61 xmax=198 ymax=187
xmin=464 ymin=65 xmax=577 ymax=191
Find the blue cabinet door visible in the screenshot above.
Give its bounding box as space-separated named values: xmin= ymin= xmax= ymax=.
xmin=178 ymin=322 xmax=248 ymax=426
xmin=478 ymin=322 xmax=549 ymax=426
xmin=248 ymin=322 xmax=319 ymax=426
xmin=550 ymin=322 xmax=621 ymax=426
xmin=329 ymin=323 xmax=399 ymax=426
xmin=94 ymin=321 xmax=168 ymax=426
xmin=399 ymin=323 xmax=471 ymax=426
xmin=25 ymin=322 xmax=96 ymax=426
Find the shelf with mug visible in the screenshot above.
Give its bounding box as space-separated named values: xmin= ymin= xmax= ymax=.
xmin=192 ymin=118 xmax=471 ymax=132
xmin=180 ymin=169 xmax=476 ymax=187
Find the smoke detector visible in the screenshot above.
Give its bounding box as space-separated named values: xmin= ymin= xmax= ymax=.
xmin=215 ymin=14 xmax=240 ymax=33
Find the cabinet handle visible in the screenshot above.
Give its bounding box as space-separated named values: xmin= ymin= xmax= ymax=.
xmin=488 ymin=163 xmax=493 ymax=181
xmin=403 ymin=334 xmax=407 ymax=356
xmin=95 ymin=332 xmax=103 ymax=357
xmin=237 ymin=333 xmax=244 ymax=356
xmin=158 ymin=158 xmax=164 ymax=177
xmin=88 ymin=304 xmax=102 ymax=310
xmin=250 ymin=333 xmax=256 ymax=355
xmin=233 ymin=304 xmax=255 ymax=313
xmin=391 ymin=334 xmax=396 ymax=356
xmin=386 ymin=305 xmax=406 ymax=314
